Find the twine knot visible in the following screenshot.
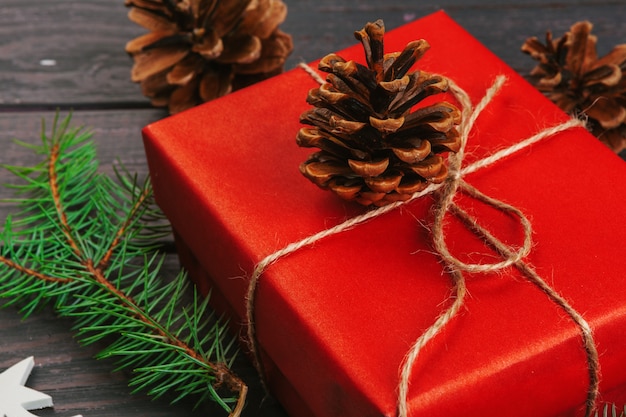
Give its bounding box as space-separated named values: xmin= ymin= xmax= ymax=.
xmin=245 ymin=65 xmax=598 ymax=417
xmin=396 ymin=75 xmax=598 ymax=417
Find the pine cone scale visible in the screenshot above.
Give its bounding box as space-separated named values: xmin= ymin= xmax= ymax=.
xmin=354 ymin=21 xmax=385 ymax=79
xmin=205 ymin=0 xmax=252 ymax=37
xmin=365 ymin=174 xmax=402 ymax=193
xmin=169 ymin=76 xmax=199 ymax=113
xmin=431 ymin=164 xmax=449 ymax=183
xmin=331 ymin=62 xmax=374 ymax=100
xmin=131 ymin=48 xmax=189 ymax=82
xmin=523 ymin=20 xmax=626 ymax=152
xmin=348 ymin=158 xmax=389 ymax=177
xmin=566 ymin=22 xmax=597 ymax=76
xmin=586 ymin=98 xmax=626 ymax=129
xmin=194 ymin=0 xmax=218 ymax=24
xmin=409 ymin=155 xmax=444 ymax=179
xmin=383 ymin=39 xmax=429 ymax=81
xmin=198 ymin=67 xmax=233 ymax=101
xmin=584 ymin=64 xmax=621 ymax=87
xmin=126 ymin=0 xmax=292 ymax=113
xmin=217 ymin=35 xmax=261 ymax=64
xmin=392 ymin=140 xmax=431 ymax=164
xmin=369 ymin=116 xmax=404 ymax=134
xmin=388 ymin=73 xmax=449 ymax=115
xmin=128 ymin=6 xmax=176 ymax=31
xmin=125 ymin=0 xmax=168 ymax=13
xmin=300 ymin=160 xmax=354 ymax=186
xmin=142 ymin=74 xmax=172 ymax=106
xmin=396 ymin=177 xmax=428 ymax=195
xmin=328 ymin=181 xmax=362 ymax=200
xmin=521 ymin=37 xmax=550 ymax=60
xmin=403 ymin=103 xmax=460 ymax=129
xmin=166 ymin=54 xmax=200 ymax=85
xmin=373 ymin=76 xmax=410 ymax=113
xmin=234 ymin=29 xmax=292 ymax=74
xmin=330 ymin=118 xmax=367 ymax=135
xmin=126 ymin=31 xmax=178 ymax=55
xmin=357 ymin=191 xmax=386 ymax=205
xmin=191 ymin=31 xmax=223 ymax=59
xmin=591 ymin=45 xmax=626 ymax=70
xmin=297 ymin=129 xmax=360 ymax=160
xmin=239 ymin=0 xmax=271 ymax=31
xmin=317 ymin=83 xmax=351 ymax=105
xmin=297 ymin=20 xmax=460 ymax=206
xmin=312 ymin=94 xmax=375 ymax=125
xmin=240 ymin=0 xmax=287 ymax=39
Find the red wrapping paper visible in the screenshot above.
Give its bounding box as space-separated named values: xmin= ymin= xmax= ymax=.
xmin=143 ymin=11 xmax=626 ymax=417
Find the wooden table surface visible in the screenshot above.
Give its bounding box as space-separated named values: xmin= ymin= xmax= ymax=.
xmin=1 ymin=1 xmax=625 ymax=417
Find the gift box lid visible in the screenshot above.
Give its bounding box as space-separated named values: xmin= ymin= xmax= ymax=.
xmin=143 ymin=10 xmax=626 ymax=417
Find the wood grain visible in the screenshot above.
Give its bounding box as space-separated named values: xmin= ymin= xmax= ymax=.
xmin=0 ymin=1 xmax=624 ymax=416
xmin=0 ymin=110 xmax=165 ymax=223
xmin=0 ymin=109 xmax=284 ymax=416
xmin=0 ymin=258 xmax=285 ymax=417
xmin=0 ymin=1 xmax=146 ymax=106
xmin=285 ymin=0 xmax=626 ymax=75
xmin=0 ymin=1 xmax=624 ymax=106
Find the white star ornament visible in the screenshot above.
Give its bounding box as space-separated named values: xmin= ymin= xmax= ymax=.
xmin=0 ymin=356 xmax=82 ymax=417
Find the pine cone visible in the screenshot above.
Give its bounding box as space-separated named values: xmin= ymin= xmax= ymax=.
xmin=522 ymin=21 xmax=626 ymax=152
xmin=296 ymin=20 xmax=461 ymax=207
xmin=125 ymin=0 xmax=293 ymax=114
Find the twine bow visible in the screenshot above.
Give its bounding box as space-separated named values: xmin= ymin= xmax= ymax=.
xmin=397 ymin=76 xmax=599 ymax=417
xmin=246 ymin=67 xmax=599 ymax=417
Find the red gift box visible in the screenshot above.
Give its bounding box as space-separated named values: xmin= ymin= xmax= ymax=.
xmin=143 ymin=10 xmax=626 ymax=417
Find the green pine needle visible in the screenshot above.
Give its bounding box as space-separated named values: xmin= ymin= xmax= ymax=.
xmin=0 ymin=113 xmax=247 ymax=416
xmin=5 ymin=113 xmax=622 ymax=417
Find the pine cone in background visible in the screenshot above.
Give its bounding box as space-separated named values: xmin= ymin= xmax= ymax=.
xmin=297 ymin=20 xmax=461 ymax=207
xmin=125 ymin=0 xmax=293 ymax=114
xmin=522 ymin=21 xmax=626 ymax=153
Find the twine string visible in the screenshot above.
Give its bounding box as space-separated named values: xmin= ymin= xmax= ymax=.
xmin=397 ymin=75 xmax=598 ymax=417
xmin=246 ymin=64 xmax=598 ymax=417
xmin=433 ymin=178 xmax=533 ymax=273
xmin=446 ymin=200 xmax=600 ymax=415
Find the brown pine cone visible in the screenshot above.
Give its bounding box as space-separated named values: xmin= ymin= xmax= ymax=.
xmin=297 ymin=20 xmax=461 ymax=207
xmin=125 ymin=0 xmax=293 ymax=114
xmin=522 ymin=21 xmax=626 ymax=152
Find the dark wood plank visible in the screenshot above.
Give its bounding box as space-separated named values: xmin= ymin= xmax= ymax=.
xmin=0 ymin=1 xmax=147 ymax=106
xmin=0 ymin=110 xmax=161 ymax=224
xmin=0 ymin=256 xmax=285 ymax=417
xmin=0 ymin=109 xmax=286 ymax=417
xmin=1 ymin=1 xmax=625 ymax=416
xmin=447 ymin=3 xmax=626 ymax=73
xmin=1 ymin=1 xmax=625 ymax=105
xmin=284 ymin=1 xmax=626 ymax=73
xmin=0 ymin=110 xmax=163 ymax=183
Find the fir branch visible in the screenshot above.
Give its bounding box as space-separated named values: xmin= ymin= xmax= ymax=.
xmin=0 ymin=113 xmax=247 ymax=416
xmin=0 ymin=253 xmax=70 ymax=283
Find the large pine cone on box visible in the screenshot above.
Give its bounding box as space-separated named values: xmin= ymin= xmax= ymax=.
xmin=297 ymin=20 xmax=461 ymax=207
xmin=125 ymin=0 xmax=293 ymax=114
xmin=522 ymin=21 xmax=626 ymax=152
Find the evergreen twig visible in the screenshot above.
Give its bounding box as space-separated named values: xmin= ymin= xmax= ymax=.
xmin=2 ymin=114 xmax=623 ymax=417
xmin=0 ymin=114 xmax=247 ymax=416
